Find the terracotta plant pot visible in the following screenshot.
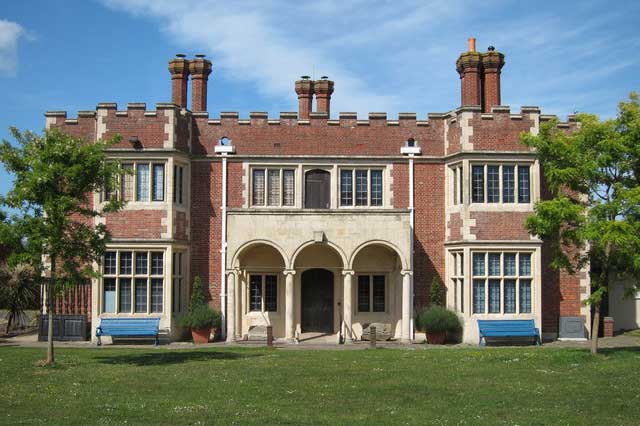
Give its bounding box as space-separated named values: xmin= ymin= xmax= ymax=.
xmin=426 ymin=331 xmax=446 ymax=345
xmin=191 ymin=327 xmax=211 ymax=344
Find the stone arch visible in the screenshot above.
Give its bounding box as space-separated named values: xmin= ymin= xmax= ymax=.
xmin=231 ymin=239 xmax=289 ymax=269
xmin=290 ymin=240 xmax=348 ymax=270
xmin=348 ymin=240 xmax=409 ymax=271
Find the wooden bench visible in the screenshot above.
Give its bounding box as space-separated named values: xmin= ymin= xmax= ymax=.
xmin=477 ymin=319 xmax=540 ymax=346
xmin=96 ymin=318 xmax=161 ymax=346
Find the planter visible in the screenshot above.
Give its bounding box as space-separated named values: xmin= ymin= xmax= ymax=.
xmin=191 ymin=327 xmax=211 ymax=344
xmin=426 ymin=331 xmax=446 ymax=345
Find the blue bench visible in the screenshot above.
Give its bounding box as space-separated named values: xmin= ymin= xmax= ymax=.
xmin=96 ymin=318 xmax=161 ymax=346
xmin=477 ymin=319 xmax=540 ymax=346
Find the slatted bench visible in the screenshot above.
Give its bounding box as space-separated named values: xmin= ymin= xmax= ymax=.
xmin=96 ymin=318 xmax=161 ymax=346
xmin=477 ymin=319 xmax=540 ymax=346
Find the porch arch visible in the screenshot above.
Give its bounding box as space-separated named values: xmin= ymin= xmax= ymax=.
xmin=348 ymin=240 xmax=409 ymax=271
xmin=231 ymin=239 xmax=289 ymax=269
xmin=290 ymin=240 xmax=348 ymax=270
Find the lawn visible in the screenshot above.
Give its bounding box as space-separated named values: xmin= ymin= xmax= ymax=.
xmin=1 ymin=345 xmax=639 ymax=425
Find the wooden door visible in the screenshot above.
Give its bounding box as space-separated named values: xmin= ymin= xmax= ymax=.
xmin=305 ymin=169 xmax=330 ymax=209
xmin=301 ymin=268 xmax=334 ymax=333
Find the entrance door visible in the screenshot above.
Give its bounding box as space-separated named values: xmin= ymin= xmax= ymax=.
xmin=305 ymin=169 xmax=330 ymax=209
xmin=301 ymin=268 xmax=334 ymax=333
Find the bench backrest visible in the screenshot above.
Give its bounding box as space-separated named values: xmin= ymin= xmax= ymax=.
xmin=478 ymin=319 xmax=536 ymax=334
xmin=99 ymin=318 xmax=160 ymax=331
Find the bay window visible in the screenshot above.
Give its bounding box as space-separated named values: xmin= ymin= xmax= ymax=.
xmin=471 ymin=251 xmax=533 ymax=315
xmin=340 ymin=169 xmax=383 ymax=207
xmin=470 ymin=164 xmax=531 ymax=204
xmin=103 ymin=250 xmax=165 ymax=314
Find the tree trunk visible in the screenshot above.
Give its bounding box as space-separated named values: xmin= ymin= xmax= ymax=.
xmin=591 ymin=301 xmax=600 ymax=355
xmin=5 ymin=316 xmax=12 ymax=335
xmin=46 ymin=256 xmax=55 ymax=365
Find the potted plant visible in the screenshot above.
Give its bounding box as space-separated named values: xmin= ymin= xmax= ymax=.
xmin=416 ymin=306 xmax=462 ymax=345
xmin=179 ymin=276 xmax=221 ymax=344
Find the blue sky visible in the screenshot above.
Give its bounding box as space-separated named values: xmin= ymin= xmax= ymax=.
xmin=1 ymin=0 xmax=639 ymax=198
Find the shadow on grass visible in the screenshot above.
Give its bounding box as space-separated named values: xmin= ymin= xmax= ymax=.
xmin=95 ymin=350 xmax=264 ymax=366
xmin=598 ymin=346 xmax=640 ymax=356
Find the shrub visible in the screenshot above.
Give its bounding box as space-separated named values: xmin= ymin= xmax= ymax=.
xmin=179 ymin=305 xmax=221 ymax=330
xmin=430 ymin=277 xmax=443 ymax=306
xmin=187 ymin=276 xmax=207 ymax=312
xmin=415 ymin=306 xmax=461 ymax=334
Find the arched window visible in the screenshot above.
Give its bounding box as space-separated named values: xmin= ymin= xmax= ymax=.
xmin=305 ymin=169 xmax=330 ymax=209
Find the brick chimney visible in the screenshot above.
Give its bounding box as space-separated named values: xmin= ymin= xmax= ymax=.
xmin=189 ymin=54 xmax=213 ymax=112
xmin=314 ymin=76 xmax=334 ymax=116
xmin=168 ymin=54 xmax=190 ymax=108
xmin=456 ymin=38 xmax=482 ymax=108
xmin=295 ymin=76 xmax=314 ymax=119
xmin=481 ymin=46 xmax=505 ymax=112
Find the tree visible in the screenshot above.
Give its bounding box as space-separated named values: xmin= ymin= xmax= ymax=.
xmin=521 ymin=93 xmax=640 ymax=354
xmin=0 ymin=128 xmax=125 ymax=364
xmin=0 ymin=263 xmax=37 ymax=334
xmin=430 ymin=276 xmax=444 ymax=306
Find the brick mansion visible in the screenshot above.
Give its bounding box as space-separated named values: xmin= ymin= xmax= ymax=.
xmin=45 ymin=38 xmax=590 ymax=344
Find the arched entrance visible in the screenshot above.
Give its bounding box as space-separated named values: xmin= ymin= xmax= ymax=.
xmin=301 ymin=268 xmax=334 ymax=333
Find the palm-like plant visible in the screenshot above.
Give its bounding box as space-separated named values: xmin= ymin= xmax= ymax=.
xmin=0 ymin=263 xmax=37 ymax=334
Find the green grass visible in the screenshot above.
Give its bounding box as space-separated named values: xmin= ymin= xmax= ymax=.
xmin=1 ymin=346 xmax=639 ymax=425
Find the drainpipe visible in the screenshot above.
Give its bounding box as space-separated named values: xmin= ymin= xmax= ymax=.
xmin=401 ymin=139 xmax=421 ymax=341
xmin=215 ymin=138 xmax=235 ymax=340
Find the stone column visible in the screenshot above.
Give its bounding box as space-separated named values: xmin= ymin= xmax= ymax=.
xmin=226 ymin=270 xmax=236 ymax=342
xmin=284 ymin=270 xmax=296 ymax=341
xmin=342 ymin=270 xmax=354 ymax=342
xmin=401 ymin=270 xmax=413 ymax=343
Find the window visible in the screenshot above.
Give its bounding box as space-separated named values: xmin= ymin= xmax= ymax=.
xmin=121 ymin=163 xmax=135 ymax=202
xmin=451 ymin=251 xmax=464 ymax=312
xmin=471 ymin=165 xmax=484 ymax=203
xmin=470 ymin=164 xmax=531 ymax=204
xmin=248 ymin=274 xmax=278 ymax=312
xmin=136 ymin=164 xmax=149 ymax=201
xmin=451 ymin=165 xmax=464 ymax=205
xmin=103 ymin=250 xmax=165 ymax=314
xmin=357 ymin=274 xmax=386 ymax=312
xmin=172 ymin=252 xmax=184 ymax=314
xmin=152 ymin=164 xmax=165 ymax=201
xmin=173 ymin=165 xmax=185 ymax=205
xmin=487 ymin=166 xmax=500 ymax=203
xmin=518 ymin=166 xmax=531 ymax=203
xmin=340 ymin=169 xmax=384 ymax=207
xmin=252 ymin=168 xmax=296 ymax=207
xmin=471 ymin=252 xmax=534 ymax=315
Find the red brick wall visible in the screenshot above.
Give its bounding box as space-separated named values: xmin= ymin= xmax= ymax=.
xmin=100 ymin=109 xmax=169 ymax=149
xmin=227 ymin=161 xmax=244 ymax=208
xmin=470 ymin=211 xmax=532 ymax=240
xmin=192 ymin=116 xmax=446 ymax=157
xmin=175 ymin=211 xmax=188 ymax=241
xmin=468 ymin=113 xmax=534 ymax=151
xmin=105 ymin=210 xmax=166 ymax=239
xmin=190 ymin=161 xmax=222 ymax=307
xmin=448 ymin=212 xmax=462 ymax=241
xmin=413 ymin=163 xmax=445 ymax=309
xmin=391 ymin=163 xmax=409 ymax=208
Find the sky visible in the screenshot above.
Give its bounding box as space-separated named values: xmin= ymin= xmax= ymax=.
xmin=0 ymin=0 xmax=639 ymax=198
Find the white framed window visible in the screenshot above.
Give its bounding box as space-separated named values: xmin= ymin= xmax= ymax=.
xmin=102 ymin=161 xmax=166 ymax=203
xmin=340 ymin=168 xmax=384 ymax=207
xmin=172 ymin=252 xmax=185 ymax=313
xmin=357 ymin=274 xmax=386 ymax=313
xmin=450 ymin=165 xmax=464 ymax=205
xmin=102 ymin=250 xmax=165 ymax=314
xmin=248 ymin=274 xmax=278 ymax=312
xmin=470 ymin=163 xmax=531 ymax=204
xmin=173 ymin=165 xmax=185 ymax=205
xmin=471 ymin=251 xmax=533 ymax=315
xmin=251 ymin=168 xmax=295 ymax=207
xmin=450 ymin=251 xmax=464 ymax=312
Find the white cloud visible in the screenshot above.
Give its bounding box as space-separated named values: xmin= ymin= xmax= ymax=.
xmin=101 ymin=1 xmax=637 ymax=117
xmin=0 ymin=19 xmax=25 ymax=76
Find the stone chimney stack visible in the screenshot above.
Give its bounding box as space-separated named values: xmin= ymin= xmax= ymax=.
xmin=314 ymin=76 xmax=334 ymax=116
xmin=481 ymin=46 xmax=505 ymax=113
xmin=456 ymin=37 xmax=482 ymax=108
xmin=168 ymin=54 xmax=190 ymax=108
xmin=189 ymin=54 xmax=213 ymax=112
xmin=295 ymin=76 xmax=314 ymax=119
